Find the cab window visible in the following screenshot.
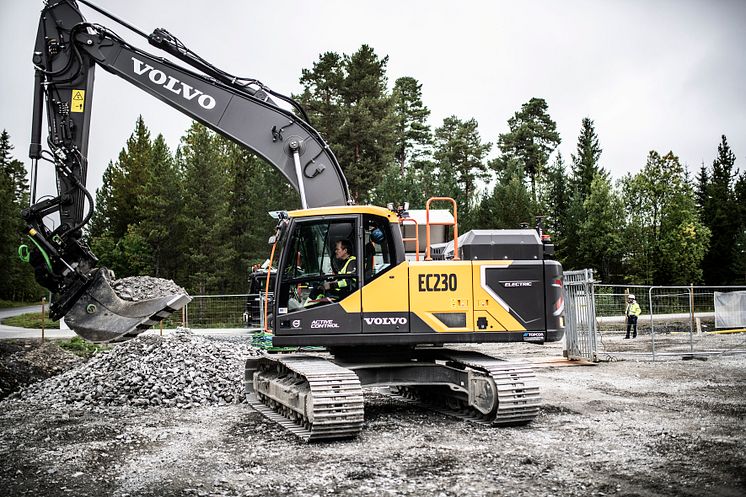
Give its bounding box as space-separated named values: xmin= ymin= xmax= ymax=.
xmin=363 ymin=215 xmax=393 ymax=283
xmin=280 ymin=219 xmax=356 ymax=312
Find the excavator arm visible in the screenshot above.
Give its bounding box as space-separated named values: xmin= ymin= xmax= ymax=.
xmin=24 ymin=0 xmax=350 ymax=341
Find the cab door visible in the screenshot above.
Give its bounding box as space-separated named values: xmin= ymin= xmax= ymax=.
xmin=273 ymin=216 xmax=361 ymax=336
xmin=360 ymin=215 xmax=410 ymax=334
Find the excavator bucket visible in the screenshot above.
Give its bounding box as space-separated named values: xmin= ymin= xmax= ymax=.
xmin=63 ymin=270 xmax=191 ymax=343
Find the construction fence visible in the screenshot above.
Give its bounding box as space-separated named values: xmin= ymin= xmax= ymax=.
xmin=564 ymin=272 xmax=746 ymax=362
xmin=180 ymin=281 xmax=746 ymax=362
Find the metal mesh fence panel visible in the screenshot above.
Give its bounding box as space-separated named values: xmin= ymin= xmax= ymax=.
xmin=182 ymin=295 xmax=248 ymax=329
xmin=563 ymin=270 xmax=599 ymax=361
xmin=594 ymin=285 xmax=746 ymax=360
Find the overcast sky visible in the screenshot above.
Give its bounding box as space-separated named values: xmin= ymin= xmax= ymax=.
xmin=1 ymin=0 xmax=744 ymax=201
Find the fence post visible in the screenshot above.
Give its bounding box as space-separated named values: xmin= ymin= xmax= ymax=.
xmin=689 ymin=283 xmax=695 ymax=353
xmin=40 ymin=296 xmax=46 ymax=343
xmin=648 ymin=286 xmax=655 ymax=362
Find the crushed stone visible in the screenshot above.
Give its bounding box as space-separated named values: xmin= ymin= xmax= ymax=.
xmin=11 ymin=329 xmax=259 ymax=408
xmin=0 ymin=341 xmax=83 ymax=400
xmin=107 ymin=272 xmax=188 ymax=302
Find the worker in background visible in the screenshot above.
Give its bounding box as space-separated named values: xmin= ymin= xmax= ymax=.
xmin=624 ymin=294 xmax=642 ymax=339
xmin=322 ymin=239 xmax=358 ymax=299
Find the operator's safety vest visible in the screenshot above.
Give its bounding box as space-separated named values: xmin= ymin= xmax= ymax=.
xmin=335 ymin=256 xmax=357 ymax=289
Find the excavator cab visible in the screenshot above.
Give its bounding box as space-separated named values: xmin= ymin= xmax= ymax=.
xmin=270 ymin=207 xmax=406 ymax=340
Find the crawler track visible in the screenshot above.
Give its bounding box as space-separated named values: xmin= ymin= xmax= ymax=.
xmin=391 ymin=350 xmax=541 ymax=426
xmin=246 ymin=355 xmax=364 ymax=442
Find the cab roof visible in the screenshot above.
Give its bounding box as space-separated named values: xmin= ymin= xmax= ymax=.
xmin=288 ymin=205 xmax=399 ymax=222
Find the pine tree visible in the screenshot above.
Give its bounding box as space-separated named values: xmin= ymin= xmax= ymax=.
xmin=733 ymin=172 xmax=746 ymax=283
xmin=474 ymin=159 xmax=534 ymax=230
xmin=392 ymin=76 xmax=432 ymax=174
xmin=109 ymin=116 xmax=152 ymax=238
xmin=134 ymin=134 xmax=184 ymax=278
xmin=497 ymin=98 xmax=561 ymax=201
xmin=87 ymin=117 xmax=153 ymax=278
xmin=433 ymin=116 xmax=491 ymax=225
xmin=543 ymin=153 xmax=570 ymax=245
xmin=695 ymin=161 xmax=709 ymax=210
xmin=0 ymin=130 xmax=39 ymax=300
xmin=570 ymin=117 xmax=606 ymax=202
xmin=557 ymin=189 xmax=585 ymax=271
xmin=222 ymin=136 xmax=300 ymax=292
xmin=701 ymin=135 xmax=739 ymax=284
xmin=577 ymin=174 xmax=624 ymax=282
xmin=179 ymin=123 xmax=231 ymax=294
xmin=297 ymin=45 xmax=398 ymax=204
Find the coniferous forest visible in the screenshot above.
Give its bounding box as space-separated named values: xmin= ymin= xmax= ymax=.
xmin=1 ymin=45 xmax=745 ymax=299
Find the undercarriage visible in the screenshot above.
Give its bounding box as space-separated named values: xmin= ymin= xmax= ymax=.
xmin=245 ymin=348 xmax=541 ymax=441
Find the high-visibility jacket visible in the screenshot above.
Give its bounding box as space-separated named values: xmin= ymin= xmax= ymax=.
xmin=334 ymin=256 xmax=357 ymax=290
xmin=626 ymin=301 xmax=641 ymax=317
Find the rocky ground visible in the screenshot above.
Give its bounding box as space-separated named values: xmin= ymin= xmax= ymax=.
xmin=0 ymin=333 xmax=744 ymax=497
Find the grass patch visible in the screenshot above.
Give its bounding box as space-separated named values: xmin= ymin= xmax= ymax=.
xmin=57 ymin=337 xmax=108 ymax=358
xmin=0 ymin=300 xmax=46 ymax=309
xmin=1 ymin=312 xmax=59 ymax=329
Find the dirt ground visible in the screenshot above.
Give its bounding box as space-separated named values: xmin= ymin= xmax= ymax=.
xmin=1 ymin=337 xmax=744 ymax=497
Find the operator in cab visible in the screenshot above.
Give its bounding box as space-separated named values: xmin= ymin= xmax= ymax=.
xmin=323 ymin=239 xmax=358 ymax=299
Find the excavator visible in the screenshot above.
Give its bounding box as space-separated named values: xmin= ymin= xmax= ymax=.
xmin=25 ymin=0 xmax=565 ymax=441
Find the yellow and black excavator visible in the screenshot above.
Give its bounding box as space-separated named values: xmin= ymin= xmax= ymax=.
xmin=25 ymin=0 xmax=565 ymax=440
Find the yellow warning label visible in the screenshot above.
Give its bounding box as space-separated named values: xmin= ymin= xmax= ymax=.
xmin=71 ymin=89 xmax=85 ymax=113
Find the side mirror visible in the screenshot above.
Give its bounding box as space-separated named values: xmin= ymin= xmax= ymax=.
xmin=268 ymin=235 xmax=277 ymax=244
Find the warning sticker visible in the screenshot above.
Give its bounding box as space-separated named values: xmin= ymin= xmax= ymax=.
xmin=71 ymin=89 xmax=85 ymax=113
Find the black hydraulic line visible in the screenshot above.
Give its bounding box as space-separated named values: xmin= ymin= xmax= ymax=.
xmin=75 ymin=0 xmax=150 ymax=39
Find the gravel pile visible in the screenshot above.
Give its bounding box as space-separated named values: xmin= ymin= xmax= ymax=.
xmin=11 ymin=329 xmax=260 ymax=408
xmin=107 ymin=271 xmax=188 ymax=302
xmin=1 ymin=341 xmax=83 ymax=400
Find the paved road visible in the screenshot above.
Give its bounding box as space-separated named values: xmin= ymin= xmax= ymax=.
xmin=0 ymin=305 xmax=44 ymax=320
xmin=0 ymin=305 xmax=62 ymax=339
xmin=0 ymin=305 xmax=259 ymax=340
xmin=596 ymin=312 xmax=714 ymax=323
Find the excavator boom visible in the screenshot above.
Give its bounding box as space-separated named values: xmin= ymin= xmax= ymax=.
xmin=25 ymin=0 xmax=350 ymax=341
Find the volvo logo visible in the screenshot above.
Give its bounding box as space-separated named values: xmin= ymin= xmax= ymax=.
xmin=131 ymin=57 xmax=217 ymax=110
xmin=364 ymin=317 xmax=408 ymax=326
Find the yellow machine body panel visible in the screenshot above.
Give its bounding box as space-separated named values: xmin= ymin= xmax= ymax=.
xmin=471 ymin=261 xmax=527 ymax=332
xmin=354 ymin=262 xmax=410 ymax=313
xmin=408 ymin=261 xmax=474 ymax=332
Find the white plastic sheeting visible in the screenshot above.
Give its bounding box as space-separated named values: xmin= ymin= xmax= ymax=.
xmin=714 ymin=291 xmax=746 ymax=328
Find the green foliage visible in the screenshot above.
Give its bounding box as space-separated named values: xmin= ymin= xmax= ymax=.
xmin=0 ymin=130 xmax=41 ymax=301
xmin=577 ymin=174 xmax=624 ymax=282
xmin=16 ymin=46 xmax=736 ymax=298
xmin=392 ymin=76 xmax=432 ymax=172
xmin=0 ymin=300 xmax=41 ymax=308
xmin=541 ymin=153 xmax=570 ymax=242
xmin=733 ymin=172 xmax=746 ymax=283
xmin=87 ymin=117 xmax=154 ymax=278
xmin=2 ymin=312 xmax=59 ymax=329
xmin=178 ymin=123 xmax=232 ymax=294
xmin=222 ymin=137 xmax=300 ymax=291
xmin=497 ymin=98 xmax=561 ymax=200
xmin=57 ymin=336 xmax=108 ymax=358
xmin=621 ymin=151 xmax=710 ymax=284
xmin=474 ymin=159 xmax=535 ymax=229
xmin=297 ymin=45 xmax=397 ymax=204
xmin=699 ymin=135 xmax=741 ymax=284
xmin=570 ymin=117 xmax=607 ymax=202
xmin=433 ymin=116 xmax=492 ymax=225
